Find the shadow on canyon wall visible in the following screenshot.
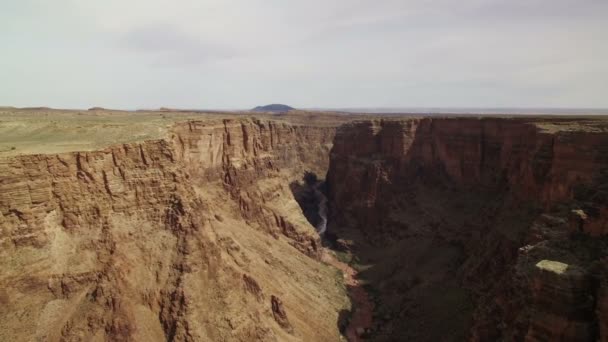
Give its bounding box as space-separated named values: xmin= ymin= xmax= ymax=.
xmin=289 ymin=171 xmax=324 ymax=234
xmin=291 ymin=118 xmax=608 ymax=341
xmin=326 ymin=119 xmax=608 ymax=341
xmin=289 ymin=171 xmax=340 ymax=248
xmin=318 ymin=120 xmax=547 ymax=341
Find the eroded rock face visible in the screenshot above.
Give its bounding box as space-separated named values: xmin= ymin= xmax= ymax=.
xmin=525 ymin=260 xmax=595 ymax=341
xmin=599 ymin=261 xmax=608 ymax=342
xmin=329 ymin=119 xmax=608 ymax=228
xmin=170 ymin=119 xmax=336 ymax=258
xmin=326 ymin=118 xmax=608 ymax=341
xmin=0 ymin=118 xmax=348 ymax=342
xmin=270 ymin=295 xmax=293 ymax=333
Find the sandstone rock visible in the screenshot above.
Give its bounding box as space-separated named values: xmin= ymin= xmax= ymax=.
xmin=243 ymin=274 xmax=264 ymax=301
xmin=525 ymin=260 xmax=594 ymax=341
xmin=326 ymin=118 xmax=608 ymax=341
xmin=0 ymin=117 xmax=347 ymax=342
xmin=569 ymin=209 xmax=588 ymax=234
xmin=329 ymin=119 xmax=608 ymax=232
xmin=569 ymin=208 xmax=608 ymax=237
xmin=271 ymin=295 xmax=293 ymax=333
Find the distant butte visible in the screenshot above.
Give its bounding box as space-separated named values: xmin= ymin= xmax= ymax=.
xmin=251 ymin=104 xmax=295 ymax=113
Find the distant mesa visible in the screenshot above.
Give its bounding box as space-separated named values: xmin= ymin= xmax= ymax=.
xmin=160 ymin=107 xmax=181 ymax=112
xmin=22 ymin=107 xmax=52 ymax=110
xmin=88 ymin=107 xmax=106 ymax=111
xmin=251 ymin=104 xmax=295 ymax=113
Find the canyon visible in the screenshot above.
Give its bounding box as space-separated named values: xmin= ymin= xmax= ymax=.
xmin=326 ymin=118 xmax=608 ymax=341
xmin=1 ymin=109 xmax=607 ymax=341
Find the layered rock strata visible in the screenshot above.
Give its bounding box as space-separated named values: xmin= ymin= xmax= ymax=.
xmin=0 ymin=118 xmax=347 ymax=342
xmin=326 ymin=118 xmax=608 ymax=341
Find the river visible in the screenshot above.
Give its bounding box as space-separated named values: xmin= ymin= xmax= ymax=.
xmin=313 ymin=184 xmax=328 ymax=235
xmin=314 ymin=183 xmax=374 ymax=341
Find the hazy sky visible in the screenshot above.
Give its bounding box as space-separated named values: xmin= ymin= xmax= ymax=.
xmin=1 ymin=0 xmax=607 ymax=109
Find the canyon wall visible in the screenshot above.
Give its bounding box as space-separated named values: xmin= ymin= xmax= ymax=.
xmin=0 ymin=118 xmax=347 ymax=341
xmin=329 ymin=118 xmax=607 ymax=230
xmin=171 ymin=119 xmax=336 ymax=257
xmin=327 ymin=118 xmax=608 ymax=341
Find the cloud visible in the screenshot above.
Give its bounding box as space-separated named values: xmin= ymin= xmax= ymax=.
xmin=119 ymin=23 xmax=237 ymax=65
xmin=0 ymin=0 xmax=607 ymax=109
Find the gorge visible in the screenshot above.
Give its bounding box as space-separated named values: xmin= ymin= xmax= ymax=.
xmin=1 ymin=110 xmax=607 ymax=341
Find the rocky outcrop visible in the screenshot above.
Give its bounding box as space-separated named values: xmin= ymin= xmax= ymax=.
xmin=525 ymin=260 xmax=595 ymax=341
xmin=270 ymin=295 xmax=293 ymax=333
xmin=0 ymin=117 xmax=348 ymax=341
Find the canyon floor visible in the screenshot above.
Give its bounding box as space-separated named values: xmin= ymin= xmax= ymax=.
xmin=1 ymin=108 xmax=608 ymax=341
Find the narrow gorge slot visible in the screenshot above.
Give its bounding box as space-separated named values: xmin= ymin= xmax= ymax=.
xmin=292 ymin=169 xmax=376 ymax=342
xmin=313 ymin=183 xmax=328 ymax=235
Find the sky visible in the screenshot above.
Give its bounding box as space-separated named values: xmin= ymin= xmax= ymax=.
xmin=1 ymin=0 xmax=607 ymax=110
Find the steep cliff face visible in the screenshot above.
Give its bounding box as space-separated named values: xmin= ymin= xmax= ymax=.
xmin=0 ymin=118 xmax=348 ymax=341
xmin=599 ymin=261 xmax=608 ymax=342
xmin=329 ymin=118 xmax=608 ymax=225
xmin=171 ymin=119 xmax=336 ymax=257
xmin=524 ymin=260 xmax=596 ymax=341
xmin=326 ymin=118 xmax=608 ymax=341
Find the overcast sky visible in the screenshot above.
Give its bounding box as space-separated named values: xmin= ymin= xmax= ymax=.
xmin=1 ymin=0 xmax=607 ymax=109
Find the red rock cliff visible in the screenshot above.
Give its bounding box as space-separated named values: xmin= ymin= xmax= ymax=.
xmin=329 ymin=118 xmax=608 ymax=234
xmin=326 ymin=117 xmax=608 ymax=341
xmin=0 ymin=118 xmax=347 ymax=342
